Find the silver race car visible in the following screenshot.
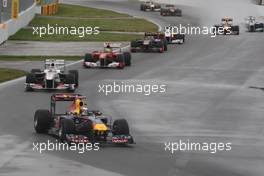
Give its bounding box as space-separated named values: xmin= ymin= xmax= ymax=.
xmin=25 ymin=59 xmax=78 ymax=92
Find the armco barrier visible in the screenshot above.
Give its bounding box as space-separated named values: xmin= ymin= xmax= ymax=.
xmin=0 ymin=3 xmax=36 ymax=44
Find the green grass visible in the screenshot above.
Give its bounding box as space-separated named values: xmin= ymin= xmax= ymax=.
xmin=29 ymin=17 xmax=157 ymax=32
xmin=9 ymin=3 xmax=157 ymax=41
xmin=0 ymin=55 xmax=83 ymax=61
xmin=55 ymin=4 xmax=129 ymax=18
xmin=0 ymin=68 xmax=27 ymax=83
xmin=9 ymin=29 xmax=143 ymax=42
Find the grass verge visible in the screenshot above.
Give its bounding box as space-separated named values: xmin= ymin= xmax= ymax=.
xmin=0 ymin=55 xmax=83 ymax=61
xmin=0 ymin=68 xmax=27 ymax=83
xmin=9 ymin=3 xmax=157 ymax=41
xmin=9 ymin=30 xmax=143 ymax=41
xmin=54 ymin=4 xmax=130 ymax=18
xmin=28 ymin=17 xmax=157 ymax=32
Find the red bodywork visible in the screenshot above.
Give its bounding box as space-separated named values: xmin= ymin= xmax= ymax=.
xmin=91 ymin=50 xmax=121 ymax=60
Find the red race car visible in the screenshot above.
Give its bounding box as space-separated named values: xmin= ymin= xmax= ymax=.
xmin=83 ymin=43 xmax=131 ymax=69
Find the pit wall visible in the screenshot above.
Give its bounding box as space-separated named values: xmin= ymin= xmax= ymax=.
xmin=0 ymin=3 xmax=36 ymax=44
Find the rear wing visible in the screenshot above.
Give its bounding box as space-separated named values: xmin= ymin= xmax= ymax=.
xmin=44 ymin=59 xmax=65 ymax=70
xmin=164 ymin=4 xmax=175 ymax=8
xmin=145 ymin=32 xmax=165 ymax=38
xmin=51 ymin=94 xmax=86 ymax=101
xmin=104 ymin=42 xmax=122 ymax=49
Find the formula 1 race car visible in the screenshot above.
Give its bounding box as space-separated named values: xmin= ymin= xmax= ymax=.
xmin=245 ymin=16 xmax=264 ymax=32
xmin=164 ymin=26 xmax=185 ymax=44
xmin=25 ymin=59 xmax=78 ymax=92
xmin=160 ymin=5 xmax=182 ymax=17
xmin=130 ymin=32 xmax=168 ymax=53
xmin=34 ymin=94 xmax=134 ymax=145
xmin=140 ymin=1 xmax=161 ymax=11
xmin=214 ymin=17 xmax=240 ymax=35
xmin=83 ymin=43 xmax=131 ymax=69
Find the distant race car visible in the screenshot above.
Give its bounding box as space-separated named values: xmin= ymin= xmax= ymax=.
xmin=160 ymin=5 xmax=182 ymax=16
xmin=164 ymin=26 xmax=185 ymax=44
xmin=130 ymin=32 xmax=168 ymax=53
xmin=34 ymin=94 xmax=135 ymax=145
xmin=214 ymin=17 xmax=240 ymax=35
xmin=25 ymin=59 xmax=78 ymax=92
xmin=245 ymin=16 xmax=264 ymax=32
xmin=140 ymin=1 xmax=161 ymax=11
xmin=83 ymin=43 xmax=131 ymax=69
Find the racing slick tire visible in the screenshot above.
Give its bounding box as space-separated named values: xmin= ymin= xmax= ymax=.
xmin=30 ymin=69 xmax=41 ymax=73
xmin=115 ymin=54 xmax=125 ymax=69
xmin=84 ymin=53 xmax=94 ymax=62
xmin=163 ymin=40 xmax=168 ymax=51
xmin=26 ymin=73 xmax=36 ymax=83
xmin=232 ymin=26 xmax=240 ymax=35
xmin=59 ymin=119 xmax=75 ymax=142
xmin=112 ymin=119 xmax=130 ymax=135
xmin=69 ymin=70 xmax=79 ymax=87
xmin=123 ymin=52 xmax=131 ymax=66
xmin=175 ymin=9 xmax=182 ymax=17
xmin=34 ymin=109 xmax=52 ymax=133
xmin=25 ymin=73 xmax=36 ymax=91
xmin=249 ymin=25 xmax=255 ymax=32
xmin=140 ymin=4 xmax=144 ymax=11
xmin=65 ymin=74 xmax=75 ymax=92
xmin=131 ymin=40 xmax=139 ymax=48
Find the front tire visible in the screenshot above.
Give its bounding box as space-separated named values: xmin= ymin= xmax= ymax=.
xmin=25 ymin=73 xmax=36 ymax=92
xmin=59 ymin=119 xmax=75 ymax=142
xmin=112 ymin=119 xmax=130 ymax=135
xmin=34 ymin=110 xmax=52 ymax=133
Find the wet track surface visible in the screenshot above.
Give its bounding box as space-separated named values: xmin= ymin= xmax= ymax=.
xmin=0 ymin=0 xmax=264 ymax=176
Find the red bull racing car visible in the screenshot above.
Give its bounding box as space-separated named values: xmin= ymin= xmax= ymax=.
xmin=34 ymin=94 xmax=134 ymax=145
xmin=83 ymin=43 xmax=131 ymax=69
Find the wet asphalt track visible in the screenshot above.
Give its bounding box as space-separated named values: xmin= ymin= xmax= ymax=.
xmin=0 ymin=0 xmax=264 ymax=176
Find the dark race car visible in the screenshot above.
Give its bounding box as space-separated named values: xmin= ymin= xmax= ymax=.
xmin=83 ymin=43 xmax=131 ymax=69
xmin=130 ymin=32 xmax=168 ymax=53
xmin=164 ymin=27 xmax=185 ymax=44
xmin=245 ymin=16 xmax=264 ymax=32
xmin=34 ymin=94 xmax=135 ymax=145
xmin=214 ymin=17 xmax=240 ymax=35
xmin=25 ymin=59 xmax=78 ymax=92
xmin=140 ymin=1 xmax=161 ymax=11
xmin=160 ymin=5 xmax=182 ymax=16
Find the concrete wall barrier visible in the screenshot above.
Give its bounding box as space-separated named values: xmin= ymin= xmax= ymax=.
xmin=0 ymin=3 xmax=36 ymax=44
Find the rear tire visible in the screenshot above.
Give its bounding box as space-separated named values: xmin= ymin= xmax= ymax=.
xmin=69 ymin=70 xmax=79 ymax=87
xmin=65 ymin=74 xmax=75 ymax=92
xmin=112 ymin=119 xmax=130 ymax=135
xmin=34 ymin=110 xmax=52 ymax=133
xmin=123 ymin=52 xmax=131 ymax=66
xmin=31 ymin=69 xmax=41 ymax=73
